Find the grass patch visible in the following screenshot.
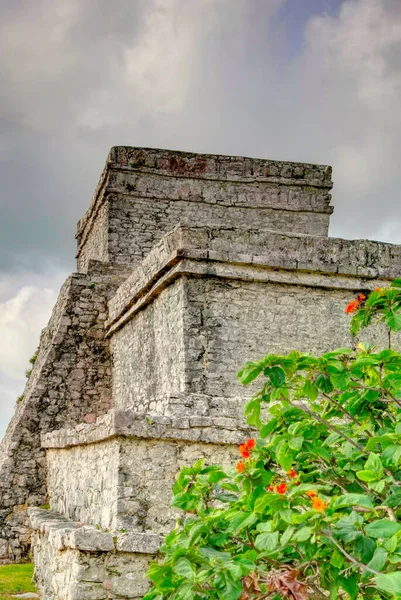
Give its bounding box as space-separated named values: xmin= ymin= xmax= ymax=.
xmin=0 ymin=563 xmax=36 ymax=598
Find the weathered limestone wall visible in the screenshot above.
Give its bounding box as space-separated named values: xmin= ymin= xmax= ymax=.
xmin=76 ymin=147 xmax=333 ymax=272
xmin=30 ymin=508 xmax=159 ymax=600
xmin=42 ymin=411 xmax=248 ymax=535
xmin=111 ymin=280 xmax=186 ymax=412
xmin=46 ymin=437 xmax=237 ymax=534
xmin=117 ymin=437 xmax=237 ymax=534
xmin=182 ymin=278 xmax=388 ymax=398
xmin=47 ymin=439 xmax=120 ymax=530
xmin=0 ymin=262 xmax=129 ymax=562
xmin=79 ymin=202 xmax=110 ymax=266
xmin=33 ymin=412 xmax=247 ymax=600
xmin=107 ymin=226 xmax=401 ymax=419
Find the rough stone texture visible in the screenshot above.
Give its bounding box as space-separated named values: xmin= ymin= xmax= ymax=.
xmin=112 ymin=280 xmax=186 ymax=412
xmin=109 ymin=227 xmax=401 ymax=415
xmin=106 ymin=225 xmax=401 ymax=331
xmin=76 ymin=147 xmax=333 ymax=272
xmin=0 ymin=262 xmax=130 ymax=562
xmin=29 ymin=508 xmax=158 ymax=600
xmin=1 ymin=146 xmax=401 ymax=597
xmin=45 ymin=434 xmax=238 ymax=534
xmin=41 ymin=410 xmax=253 ymax=449
xmin=117 ymin=438 xmax=237 ymax=534
xmin=47 ymin=439 xmax=120 ymax=530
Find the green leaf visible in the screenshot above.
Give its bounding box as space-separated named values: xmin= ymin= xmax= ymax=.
xmin=208 ymin=470 xmax=228 ymax=484
xmin=266 ymin=366 xmax=285 ymax=387
xmin=386 ymin=312 xmax=401 ymax=332
xmin=382 ymin=445 xmax=401 ymax=468
xmin=333 ymin=494 xmax=374 ymax=510
xmin=276 ymin=442 xmax=294 ymax=472
xmin=171 ymin=492 xmax=199 ymax=511
xmin=329 ymin=371 xmax=350 ymax=389
xmin=288 ymin=436 xmax=304 ymax=451
xmin=330 ymin=550 xmax=344 ymax=569
xmin=280 ymin=526 xmax=294 ymax=546
xmin=333 ymin=519 xmax=362 ymax=543
xmin=172 ymin=583 xmax=194 ymax=600
xmin=215 ymin=572 xmax=243 ymax=600
xmin=355 ymin=536 xmax=376 ymax=563
xmin=238 ymin=362 xmax=263 ymax=386
xmin=173 ymin=558 xmax=196 ymax=581
xmin=384 ymin=488 xmax=401 ymax=508
xmin=339 ymin=574 xmax=359 ymax=600
xmin=375 ymin=572 xmax=401 ymax=595
xmin=292 ymin=527 xmax=313 ymax=542
xmin=148 ymin=565 xmax=175 ymax=591
xmin=388 ymin=553 xmax=401 ymax=564
xmin=366 ymin=547 xmax=388 ymax=574
xmin=228 ymin=512 xmax=257 ymax=534
xmin=384 ymin=534 xmax=398 ymax=553
xmin=365 ymin=452 xmax=384 ymax=476
xmin=391 ymin=279 xmax=401 ymax=288
xmin=356 ymin=469 xmax=378 ymax=482
xmin=365 ymin=519 xmax=401 ymax=538
xmin=254 ymin=531 xmax=279 ymax=551
xmin=187 ymin=521 xmax=207 ymax=545
xmin=303 ymin=379 xmax=318 ymax=401
xmin=315 ymin=373 xmax=333 ymax=393
xmin=256 ymin=521 xmax=273 ymax=532
xmin=260 ymin=418 xmax=278 ymax=438
xmin=199 ymin=547 xmax=231 ymax=561
xmin=244 ymin=398 xmax=262 ymax=428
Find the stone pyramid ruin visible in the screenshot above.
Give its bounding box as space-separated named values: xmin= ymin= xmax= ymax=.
xmin=1 ymin=147 xmax=400 ymax=598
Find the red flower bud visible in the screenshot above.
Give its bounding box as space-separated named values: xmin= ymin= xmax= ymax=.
xmin=236 ymin=461 xmax=246 ymax=473
xmin=239 ymin=444 xmax=250 ymax=459
xmin=276 ymin=483 xmax=287 ymax=494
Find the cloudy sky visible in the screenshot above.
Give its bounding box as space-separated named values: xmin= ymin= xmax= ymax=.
xmin=1 ymin=0 xmax=401 ymax=437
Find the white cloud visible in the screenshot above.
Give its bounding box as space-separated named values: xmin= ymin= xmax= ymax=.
xmin=281 ymin=0 xmax=401 ymax=242
xmin=0 ymin=271 xmax=66 ymax=438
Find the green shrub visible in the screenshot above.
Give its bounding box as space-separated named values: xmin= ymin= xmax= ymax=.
xmin=144 ymin=279 xmax=401 ymax=600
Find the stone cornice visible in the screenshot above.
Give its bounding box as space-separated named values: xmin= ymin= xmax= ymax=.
xmin=28 ymin=508 xmax=160 ymax=554
xmin=40 ymin=408 xmax=253 ymax=449
xmin=105 ymin=225 xmax=401 ymax=334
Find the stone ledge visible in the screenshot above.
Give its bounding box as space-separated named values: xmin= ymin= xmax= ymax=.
xmin=40 ymin=407 xmax=252 ymax=449
xmin=106 ymin=225 xmax=401 ymax=331
xmin=108 ymin=146 xmax=333 ymax=186
xmin=28 ymin=508 xmax=160 ymax=554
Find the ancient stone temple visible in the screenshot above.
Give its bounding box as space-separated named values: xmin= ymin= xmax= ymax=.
xmin=1 ymin=147 xmax=400 ymax=599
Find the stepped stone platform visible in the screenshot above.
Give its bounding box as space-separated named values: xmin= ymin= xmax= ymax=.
xmin=0 ymin=147 xmax=400 ymax=598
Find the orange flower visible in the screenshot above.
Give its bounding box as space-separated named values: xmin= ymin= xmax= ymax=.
xmin=311 ymin=497 xmax=328 ymax=511
xmin=374 ymin=287 xmax=382 ymax=293
xmin=239 ymin=444 xmax=250 ymax=459
xmin=245 ymin=438 xmax=256 ymax=451
xmin=236 ymin=461 xmax=246 ymax=473
xmin=345 ymin=300 xmax=359 ymax=314
xmin=268 ymin=485 xmax=274 ymax=492
xmin=288 ymin=469 xmax=297 ymax=478
xmin=306 ymin=490 xmax=317 ymax=498
xmin=239 ymin=438 xmax=256 ymax=458
xmin=356 ymin=293 xmax=366 ymax=302
xmin=276 ymin=483 xmax=287 ymax=495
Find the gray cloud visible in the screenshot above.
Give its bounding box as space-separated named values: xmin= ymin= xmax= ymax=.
xmin=1 ymin=0 xmax=401 ymax=436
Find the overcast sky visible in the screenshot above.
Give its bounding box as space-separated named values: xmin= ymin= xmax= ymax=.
xmin=1 ymin=0 xmax=401 ymax=438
